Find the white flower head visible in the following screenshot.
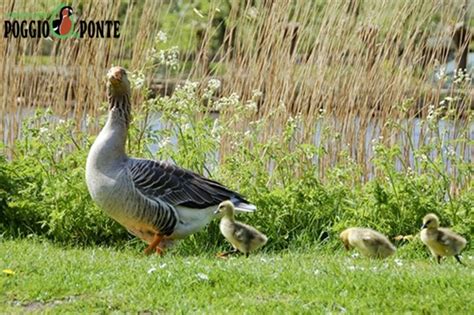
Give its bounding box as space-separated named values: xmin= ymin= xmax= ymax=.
xmin=196 ymin=273 xmax=209 ymax=281
xmin=129 ymin=71 xmax=145 ymax=90
xmin=156 ymin=30 xmax=168 ymax=43
xmin=245 ymin=100 xmax=258 ymax=112
xmin=252 ymin=89 xmax=263 ymax=99
xmin=207 ymin=78 xmax=221 ymax=91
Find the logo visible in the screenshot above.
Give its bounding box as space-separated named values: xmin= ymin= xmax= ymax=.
xmin=52 ymin=6 xmax=73 ymax=36
xmin=4 ymin=4 xmax=120 ymax=39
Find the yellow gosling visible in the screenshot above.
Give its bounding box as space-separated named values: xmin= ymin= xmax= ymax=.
xmin=420 ymin=213 xmax=467 ymax=265
xmin=340 ymin=227 xmax=396 ymax=258
xmin=215 ymin=201 xmax=267 ymax=257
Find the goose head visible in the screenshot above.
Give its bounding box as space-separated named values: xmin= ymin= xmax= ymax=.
xmin=107 ymin=66 xmax=130 ymax=97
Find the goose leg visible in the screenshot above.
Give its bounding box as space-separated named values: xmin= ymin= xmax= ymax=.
xmin=454 ymin=255 xmax=464 ymax=266
xmin=144 ymin=234 xmax=164 ymax=255
xmin=436 ymin=255 xmax=442 ymax=264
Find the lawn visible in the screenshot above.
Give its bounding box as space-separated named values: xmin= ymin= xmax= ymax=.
xmin=1 ymin=239 xmax=473 ymax=314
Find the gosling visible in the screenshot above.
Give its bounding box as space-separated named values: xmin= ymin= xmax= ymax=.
xmin=340 ymin=227 xmax=396 ymax=259
xmin=420 ymin=213 xmax=467 ymax=265
xmin=215 ymin=200 xmax=267 ymax=257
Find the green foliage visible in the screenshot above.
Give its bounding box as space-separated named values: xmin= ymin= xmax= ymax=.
xmin=1 ymin=110 xmax=128 ymax=245
xmin=1 ymin=86 xmax=472 ymax=252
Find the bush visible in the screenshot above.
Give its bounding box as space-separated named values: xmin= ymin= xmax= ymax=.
xmin=1 ymin=110 xmax=129 ymax=245
xmin=1 ymin=85 xmax=472 ymax=253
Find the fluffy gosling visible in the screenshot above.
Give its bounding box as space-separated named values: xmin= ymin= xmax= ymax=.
xmin=340 ymin=227 xmax=396 ymax=258
xmin=215 ymin=201 xmax=267 ymax=257
xmin=420 ymin=213 xmax=467 ymax=265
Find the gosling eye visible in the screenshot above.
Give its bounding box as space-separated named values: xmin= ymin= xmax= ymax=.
xmin=426 ymin=220 xmax=431 ymax=224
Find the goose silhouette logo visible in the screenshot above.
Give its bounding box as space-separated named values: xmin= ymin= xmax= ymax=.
xmin=52 ymin=6 xmax=73 ymax=36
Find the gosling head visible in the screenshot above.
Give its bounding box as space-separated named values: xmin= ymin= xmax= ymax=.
xmin=107 ymin=66 xmax=130 ymax=97
xmin=421 ymin=213 xmax=440 ymax=230
xmin=215 ymin=200 xmax=235 ymax=217
xmin=339 ymin=229 xmax=351 ymax=250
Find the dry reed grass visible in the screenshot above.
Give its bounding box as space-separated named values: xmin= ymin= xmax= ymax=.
xmin=0 ymin=0 xmax=472 ymax=186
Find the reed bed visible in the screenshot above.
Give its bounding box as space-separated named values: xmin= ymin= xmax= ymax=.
xmin=0 ymin=0 xmax=472 ymax=186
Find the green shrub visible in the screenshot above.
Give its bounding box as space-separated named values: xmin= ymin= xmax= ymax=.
xmin=1 ymin=110 xmax=129 ymax=245
xmin=1 ymin=86 xmax=472 ymax=253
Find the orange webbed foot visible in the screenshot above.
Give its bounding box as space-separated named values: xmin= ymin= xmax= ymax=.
xmin=144 ymin=234 xmax=163 ymax=256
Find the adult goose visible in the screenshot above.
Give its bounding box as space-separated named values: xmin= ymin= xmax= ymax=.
xmin=86 ymin=66 xmax=255 ymax=255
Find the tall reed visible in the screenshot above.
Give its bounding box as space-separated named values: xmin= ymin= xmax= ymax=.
xmin=0 ymin=0 xmax=472 ymax=189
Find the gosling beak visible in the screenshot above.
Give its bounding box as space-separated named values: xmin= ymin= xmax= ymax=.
xmin=421 ymin=223 xmax=427 ymax=229
xmin=214 ymin=209 xmax=220 ymax=215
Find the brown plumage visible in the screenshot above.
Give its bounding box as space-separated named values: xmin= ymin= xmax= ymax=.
xmin=340 ymin=227 xmax=396 ymax=258
xmin=420 ymin=213 xmax=467 ymax=265
xmin=215 ymin=201 xmax=267 ymax=257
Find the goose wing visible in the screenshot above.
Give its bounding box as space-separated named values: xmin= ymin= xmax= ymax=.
xmin=436 ymin=229 xmax=453 ymax=246
xmin=127 ymin=158 xmax=251 ymax=209
xmin=233 ymin=222 xmax=255 ymax=243
xmin=361 ymin=235 xmax=383 ymax=246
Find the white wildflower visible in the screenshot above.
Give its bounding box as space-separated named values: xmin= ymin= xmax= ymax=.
xmin=196 ymin=272 xmax=209 ymax=281
xmin=156 ymin=30 xmax=168 ymax=43
xmin=203 ymin=78 xmax=221 ymax=98
xmin=252 ymin=89 xmax=263 ymax=98
xmin=394 ymin=258 xmax=403 ymax=266
xmin=180 ymin=81 xmax=199 ymax=95
xmin=427 ymin=104 xmax=435 ymax=121
xmin=155 ymin=46 xmax=179 ymax=69
xmin=207 ymin=78 xmax=221 ymax=91
xmin=147 ymin=267 xmax=157 ymax=274
xmin=247 ymin=7 xmax=259 ymax=19
xmin=146 ymin=47 xmax=157 ymax=60
xmin=215 ymin=93 xmax=240 ymax=110
xmin=435 ymin=66 xmax=446 ymax=80
xmin=39 ymin=127 xmax=48 ymax=134
xmin=245 ymin=100 xmax=258 ymax=112
xmin=182 ymin=123 xmax=192 ymax=131
xmin=419 ymin=154 xmax=428 ymax=163
xmin=159 ymin=136 xmax=171 ymax=148
xmin=351 ymin=252 xmax=360 ymax=259
xmin=129 ymin=71 xmax=145 ymax=90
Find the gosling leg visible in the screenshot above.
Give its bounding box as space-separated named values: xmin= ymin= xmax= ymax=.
xmin=216 ymin=248 xmax=238 ymax=258
xmin=454 ymin=255 xmax=465 ymax=266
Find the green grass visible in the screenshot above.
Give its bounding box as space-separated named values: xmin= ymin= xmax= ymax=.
xmin=1 ymin=239 xmax=473 ymax=313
